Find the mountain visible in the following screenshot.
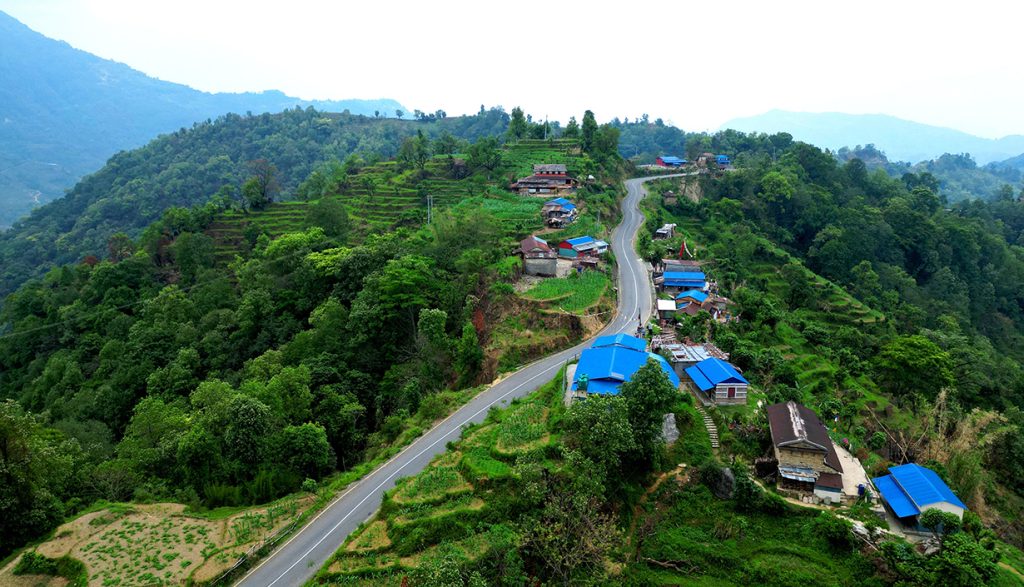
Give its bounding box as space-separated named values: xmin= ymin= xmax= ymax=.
xmin=0 ymin=106 xmax=511 ymax=299
xmin=0 ymin=10 xmax=408 ymax=228
xmin=993 ymin=152 xmax=1024 ymax=171
xmin=721 ymin=110 xmax=1024 ymax=165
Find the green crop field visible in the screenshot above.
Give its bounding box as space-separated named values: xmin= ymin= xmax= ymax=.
xmin=519 ymin=270 xmax=611 ymax=313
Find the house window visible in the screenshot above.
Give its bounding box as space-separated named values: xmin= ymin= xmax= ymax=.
xmin=728 ymin=387 xmax=736 ymax=398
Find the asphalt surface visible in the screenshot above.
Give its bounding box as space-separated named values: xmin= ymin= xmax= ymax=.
xmin=236 ymin=174 xmax=682 ymax=587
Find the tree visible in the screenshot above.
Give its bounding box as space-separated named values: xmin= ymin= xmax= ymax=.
xmin=507 ymin=107 xmax=528 ymax=142
xmin=305 ymin=198 xmax=350 ymax=241
xmin=563 ymin=395 xmax=636 ymax=479
xmin=581 ymin=110 xmax=598 ymax=153
xmin=563 ymin=116 xmax=579 ymax=139
xmin=242 ymin=159 xmax=281 ymax=210
xmin=453 ymin=322 xmax=483 ymax=387
xmin=0 ymin=401 xmax=77 ymax=557
xmin=107 ymin=232 xmax=135 ymax=262
xmin=434 ymin=131 xmax=460 ymax=156
xmin=920 ymin=508 xmax=962 ymax=540
xmin=619 ymin=359 xmax=678 ymax=461
xmin=466 ymin=136 xmax=502 ymax=174
xmin=278 ymin=423 xmax=335 ymax=478
xmin=395 ymin=109 xmax=404 ymax=119
xmin=876 ymin=335 xmax=954 ymax=401
xmin=929 ymin=532 xmax=998 ymax=586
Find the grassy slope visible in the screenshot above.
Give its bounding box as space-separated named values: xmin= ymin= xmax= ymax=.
xmin=312 ymin=370 xmax=567 ymax=584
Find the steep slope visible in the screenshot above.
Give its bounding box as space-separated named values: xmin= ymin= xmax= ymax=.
xmin=722 ymin=110 xmax=1024 ymax=165
xmin=0 ymin=10 xmax=407 ymax=227
xmin=0 ymin=107 xmax=511 ymax=298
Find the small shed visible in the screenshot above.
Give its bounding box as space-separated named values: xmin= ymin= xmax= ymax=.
xmin=654 ymin=223 xmax=676 ymax=240
xmin=685 ymin=358 xmax=749 ymax=405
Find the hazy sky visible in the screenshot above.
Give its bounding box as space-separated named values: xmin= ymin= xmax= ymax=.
xmin=3 ymin=0 xmax=1022 ymax=138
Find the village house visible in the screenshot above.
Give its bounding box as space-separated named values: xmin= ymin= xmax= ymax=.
xmin=766 ymin=401 xmax=845 ymax=504
xmin=570 ymin=334 xmax=680 ymax=400
xmin=661 ymin=271 xmax=706 ymax=293
xmin=657 ymin=341 xmax=730 ymax=379
xmin=656 ymin=299 xmax=677 ymax=320
xmin=541 ymin=197 xmax=577 ymax=228
xmin=654 ymin=223 xmax=676 ymax=240
xmin=655 ymin=155 xmax=686 ymax=168
xmin=873 ymin=463 xmax=967 ymax=531
xmin=663 ymin=259 xmax=701 ymax=272
xmin=519 ymin=235 xmax=557 ymax=277
xmin=558 ymin=236 xmax=609 ymax=258
xmin=510 ymin=164 xmax=578 ymax=196
xmin=684 ymin=357 xmax=749 ymax=405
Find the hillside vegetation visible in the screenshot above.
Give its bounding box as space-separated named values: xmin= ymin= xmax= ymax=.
xmin=0 ymin=111 xmax=628 ymax=568
xmin=0 ymin=10 xmax=408 ymax=227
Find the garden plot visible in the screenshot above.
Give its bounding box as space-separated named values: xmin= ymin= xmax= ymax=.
xmin=391 ymin=461 xmax=473 ymax=505
xmin=494 ymin=402 xmax=550 ymax=455
xmin=5 ymin=499 xmax=308 ymax=587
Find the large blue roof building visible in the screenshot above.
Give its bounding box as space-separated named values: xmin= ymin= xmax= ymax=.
xmin=662 ymin=271 xmax=706 ymax=291
xmin=873 ymin=463 xmax=967 ymax=526
xmin=572 ymin=334 xmax=680 ymax=396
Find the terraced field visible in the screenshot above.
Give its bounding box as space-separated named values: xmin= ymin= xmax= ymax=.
xmin=205 ymin=142 xmax=581 ymax=261
xmin=312 ymin=373 xmax=565 ymax=584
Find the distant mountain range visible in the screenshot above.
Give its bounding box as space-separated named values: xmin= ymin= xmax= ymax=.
xmin=721 ymin=110 xmax=1024 ymax=166
xmin=0 ymin=10 xmax=408 ymax=228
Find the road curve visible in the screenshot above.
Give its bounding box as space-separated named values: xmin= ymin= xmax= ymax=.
xmin=236 ymin=174 xmax=680 ymax=587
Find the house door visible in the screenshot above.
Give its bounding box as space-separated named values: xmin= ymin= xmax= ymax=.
xmin=727 ymin=387 xmax=736 ymax=398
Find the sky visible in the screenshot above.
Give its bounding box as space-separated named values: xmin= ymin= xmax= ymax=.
xmin=2 ymin=0 xmax=1023 ymax=138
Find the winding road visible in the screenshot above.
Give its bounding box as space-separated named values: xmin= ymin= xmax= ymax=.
xmin=236 ymin=175 xmax=678 ymax=587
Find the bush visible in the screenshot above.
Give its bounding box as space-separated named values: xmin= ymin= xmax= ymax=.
xmin=812 ymin=511 xmax=855 ymax=551
xmin=13 ymin=553 xmax=86 ymax=587
xmin=301 ymin=478 xmax=318 ymax=493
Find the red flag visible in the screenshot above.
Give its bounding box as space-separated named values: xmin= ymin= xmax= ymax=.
xmin=679 ymin=240 xmax=687 ymax=259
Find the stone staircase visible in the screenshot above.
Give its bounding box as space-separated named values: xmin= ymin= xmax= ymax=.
xmin=695 ymin=405 xmax=719 ymax=449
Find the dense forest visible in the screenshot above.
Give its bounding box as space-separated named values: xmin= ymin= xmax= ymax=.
xmin=0 ymin=107 xmax=512 ymax=298
xmin=0 ymin=110 xmax=628 ymax=557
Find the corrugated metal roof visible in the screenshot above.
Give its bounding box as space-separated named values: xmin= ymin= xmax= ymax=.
xmin=889 ymin=464 xmax=967 ymax=510
xmin=659 ymin=156 xmax=685 ymax=164
xmin=674 ymin=290 xmax=708 ymax=303
xmin=684 ymin=365 xmax=714 ymax=391
xmin=873 ymin=474 xmax=920 ymax=518
xmin=592 ymin=333 xmax=647 ymax=352
xmin=545 ymin=197 xmax=573 ymax=206
xmin=690 ymin=358 xmax=748 ymax=386
xmin=664 ymin=271 xmax=706 ymax=280
xmin=572 ymin=346 xmax=680 ymax=395
xmin=566 ymin=236 xmax=595 ymax=246
xmin=657 ymin=299 xmax=677 ymax=311
xmin=766 ymin=401 xmax=843 ymax=473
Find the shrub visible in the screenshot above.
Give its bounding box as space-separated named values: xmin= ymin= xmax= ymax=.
xmin=812 ymin=511 xmax=855 ymax=551
xmin=13 ymin=553 xmax=86 ymax=587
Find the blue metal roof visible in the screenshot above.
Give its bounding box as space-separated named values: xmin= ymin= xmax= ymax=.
xmin=674 ymin=290 xmax=708 ymax=303
xmin=659 ymin=156 xmax=685 ymax=164
xmin=592 ymin=333 xmax=647 ymax=352
xmin=873 ymin=474 xmax=921 ymax=518
xmin=546 ymin=197 xmax=572 ymax=206
xmin=716 ymin=155 xmax=730 ymax=162
xmin=664 ymin=279 xmax=706 ymax=289
xmin=891 ymin=464 xmax=967 ymax=509
xmin=572 ymin=346 xmax=680 ymax=395
xmin=566 ymin=236 xmax=595 ymax=247
xmin=685 ymin=358 xmax=747 ymax=392
xmin=664 ymin=271 xmax=705 ymax=281
xmin=873 ymin=463 xmax=967 ymax=519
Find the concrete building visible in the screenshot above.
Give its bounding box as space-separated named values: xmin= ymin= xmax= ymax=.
xmin=519 ymin=235 xmax=557 ymax=277
xmin=571 ymin=334 xmax=680 ymax=400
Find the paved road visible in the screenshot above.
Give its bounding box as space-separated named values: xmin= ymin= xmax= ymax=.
xmin=236 ymin=175 xmax=682 ymax=587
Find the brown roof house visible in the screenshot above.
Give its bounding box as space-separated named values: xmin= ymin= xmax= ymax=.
xmin=766 ymin=401 xmax=845 ymax=504
xmin=510 ymin=164 xmax=578 ymax=196
xmin=519 ymin=235 xmax=557 ymax=277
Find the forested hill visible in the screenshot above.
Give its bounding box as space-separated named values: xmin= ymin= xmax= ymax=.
xmin=0 ymin=10 xmax=407 ymax=227
xmin=0 ymin=107 xmax=511 ymax=298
